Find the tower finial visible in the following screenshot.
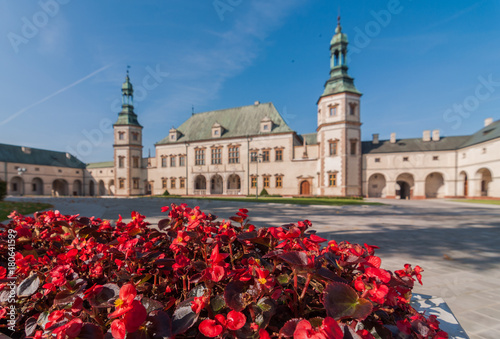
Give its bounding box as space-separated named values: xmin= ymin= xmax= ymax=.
xmin=335 ymin=12 xmax=342 ymax=34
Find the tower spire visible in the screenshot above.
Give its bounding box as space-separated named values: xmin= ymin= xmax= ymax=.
xmin=115 ymin=68 xmax=141 ymax=127
xmin=320 ymin=19 xmax=361 ymax=97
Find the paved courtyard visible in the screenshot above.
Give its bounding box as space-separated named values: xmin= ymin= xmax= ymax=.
xmin=6 ymin=196 xmax=500 ymax=338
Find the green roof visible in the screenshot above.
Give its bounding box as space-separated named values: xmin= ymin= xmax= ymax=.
xmin=362 ymin=120 xmax=500 ymax=154
xmin=87 ymin=161 xmax=114 ymax=169
xmin=362 ymin=136 xmax=469 ymax=154
xmin=115 ymin=106 xmax=141 ymax=127
xmin=0 ymin=143 xmax=85 ymax=168
xmin=301 ymin=133 xmax=318 ymax=145
xmin=461 ymin=119 xmax=500 ymax=148
xmin=156 ymin=102 xmax=293 ymax=144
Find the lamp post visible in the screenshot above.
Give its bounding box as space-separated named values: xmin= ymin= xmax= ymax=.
xmin=254 ymin=153 xmax=262 ymax=199
xmin=17 ymin=167 xmax=26 ymax=196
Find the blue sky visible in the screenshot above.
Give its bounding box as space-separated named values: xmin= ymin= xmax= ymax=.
xmin=1 ymin=0 xmax=499 ymax=162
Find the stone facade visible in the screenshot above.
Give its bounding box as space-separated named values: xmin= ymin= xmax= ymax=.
xmin=1 ymin=21 xmax=498 ymax=199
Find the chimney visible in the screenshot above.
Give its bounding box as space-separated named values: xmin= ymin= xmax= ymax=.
xmin=423 ymin=130 xmax=431 ymax=142
xmin=432 ymin=129 xmax=440 ymax=141
xmin=390 ymin=133 xmax=396 ymax=144
xmin=254 ymin=101 xmax=260 ymax=106
xmin=485 ymin=117 xmax=493 ymax=127
xmin=372 ymin=133 xmax=379 ymax=144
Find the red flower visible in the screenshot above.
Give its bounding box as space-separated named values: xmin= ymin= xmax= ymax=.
xmin=259 ymin=329 xmax=271 ymax=339
xmin=172 ymin=254 xmax=190 ymax=271
xmin=111 ymin=319 xmax=126 ymax=339
xmin=199 ymin=318 xmax=224 ymax=337
xmin=365 ymin=267 xmax=391 ymax=283
xmin=52 ymin=318 xmax=83 ymax=338
xmin=45 ymin=310 xmax=66 ymax=329
xmin=294 ymin=318 xmax=342 ymax=339
xmin=109 ymin=284 xmax=147 ymax=333
xmin=368 ymin=283 xmax=389 ymax=304
xmin=191 ymin=296 xmax=207 ymax=314
xmin=226 ymin=310 xmax=246 ymax=330
xmin=255 ymin=268 xmax=275 ymax=289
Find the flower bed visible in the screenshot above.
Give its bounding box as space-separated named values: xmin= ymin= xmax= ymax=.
xmin=0 ymin=204 xmax=448 ymax=338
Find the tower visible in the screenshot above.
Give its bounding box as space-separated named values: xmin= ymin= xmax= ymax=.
xmin=317 ymin=17 xmax=362 ymax=196
xmin=113 ymin=70 xmax=144 ymax=196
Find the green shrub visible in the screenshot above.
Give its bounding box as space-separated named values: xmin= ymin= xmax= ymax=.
xmin=259 ymin=188 xmax=269 ymax=197
xmin=0 ymin=181 xmax=6 ymax=201
xmin=163 ymin=189 xmax=170 ymax=196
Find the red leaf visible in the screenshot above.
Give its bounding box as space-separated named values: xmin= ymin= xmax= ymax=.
xmin=323 ymin=283 xmax=373 ymax=321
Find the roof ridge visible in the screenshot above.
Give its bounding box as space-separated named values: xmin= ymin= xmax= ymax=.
xmin=192 ymin=102 xmax=273 ymax=116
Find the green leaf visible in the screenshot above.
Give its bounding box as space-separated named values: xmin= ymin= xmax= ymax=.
xmin=277 ymin=274 xmax=290 ymax=285
xmin=323 ymin=282 xmax=373 ymax=320
xmin=211 ymin=295 xmax=226 ymax=312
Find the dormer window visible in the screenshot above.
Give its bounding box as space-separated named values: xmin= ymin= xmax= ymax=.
xmin=260 ymin=117 xmax=272 ymax=133
xmin=212 ymin=122 xmax=223 ymax=138
xmin=169 ymin=127 xmax=180 ymax=142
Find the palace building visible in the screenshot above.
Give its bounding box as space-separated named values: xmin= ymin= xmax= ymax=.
xmin=2 ymin=21 xmax=499 ymax=199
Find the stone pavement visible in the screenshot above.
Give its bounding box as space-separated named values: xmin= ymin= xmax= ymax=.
xmin=6 ymin=196 xmax=500 ymax=338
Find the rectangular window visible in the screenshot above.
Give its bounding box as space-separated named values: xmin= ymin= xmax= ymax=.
xmin=195 ymin=149 xmax=205 ymax=165
xmin=211 ymin=148 xmax=222 ymax=165
xmin=179 ymin=155 xmax=186 ymax=167
xmin=228 ymin=146 xmax=239 ymax=164
xmin=170 ymin=156 xmax=176 ymax=167
xmin=162 ymin=179 xmax=167 ymax=189
xmin=403 ymin=157 xmax=409 ymax=162
xmin=161 ymin=157 xmax=167 ymax=168
xmin=32 ymin=183 xmax=37 ymax=192
xmin=118 ymin=132 xmax=124 ymax=140
xmin=119 ymin=179 xmax=125 ymax=189
xmin=171 ymin=178 xmax=176 ymax=189
xmin=330 ymin=106 xmax=337 ymax=116
xmin=262 ymin=150 xmax=270 ymax=162
xmin=132 ymin=133 xmax=138 ymax=141
xmin=251 ymin=176 xmax=257 ymax=188
xmin=250 ymin=151 xmax=257 ymax=162
xmin=329 ymin=141 xmax=338 ymax=156
xmin=133 ymin=179 xmax=139 ymax=189
xmin=275 ymin=149 xmax=283 ymax=161
xmin=375 ymin=158 xmax=381 ymax=163
xmin=433 ymin=156 xmax=439 ymax=161
xmin=263 ymin=176 xmax=270 ymax=188
xmin=180 ymin=178 xmax=185 ymax=189
xmin=133 ymin=157 xmax=139 ymax=168
xmin=329 ymin=173 xmax=337 ymax=187
xmin=119 ymin=156 xmax=125 ymax=168
xmin=349 ymin=104 xmax=355 ymax=115
xmin=276 ymin=176 xmax=283 ymax=188
xmin=350 ymin=141 xmax=357 ymax=155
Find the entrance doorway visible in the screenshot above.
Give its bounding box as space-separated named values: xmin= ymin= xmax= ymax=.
xmin=300 ymin=180 xmax=311 ymax=195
